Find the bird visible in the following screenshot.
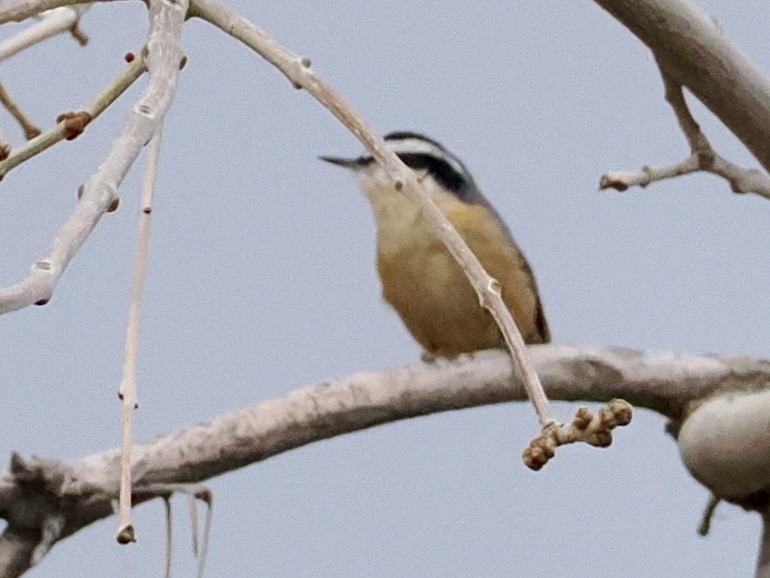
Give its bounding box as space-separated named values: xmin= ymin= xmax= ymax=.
xmin=321 ymin=131 xmax=550 ymax=359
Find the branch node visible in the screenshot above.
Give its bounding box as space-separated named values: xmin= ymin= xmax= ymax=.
xmin=108 ymin=197 xmax=121 ymax=213
xmin=56 ymin=111 xmax=93 ymax=141
xmin=601 ymin=68 xmax=770 ymax=200
xmin=116 ymin=524 xmax=136 ymax=544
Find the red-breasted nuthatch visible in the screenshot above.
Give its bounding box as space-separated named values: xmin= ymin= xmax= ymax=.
xmin=321 ymin=131 xmax=550 ymax=358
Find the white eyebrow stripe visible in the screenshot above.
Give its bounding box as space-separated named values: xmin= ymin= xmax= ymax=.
xmin=385 ymin=138 xmax=467 ymax=177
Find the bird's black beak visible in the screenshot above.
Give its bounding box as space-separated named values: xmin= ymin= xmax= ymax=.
xmin=319 ymin=155 xmax=366 ymax=169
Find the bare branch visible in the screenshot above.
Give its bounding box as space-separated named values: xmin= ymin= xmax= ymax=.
xmin=595 ymin=0 xmax=770 ymax=175
xmin=0 ymin=0 xmax=97 ymax=24
xmin=0 ymin=346 xmax=767 ymax=571
xmin=117 ymin=128 xmax=162 ymax=541
xmin=0 ymin=0 xmax=185 ymax=316
xmin=188 ymin=0 xmax=562 ymax=442
xmin=595 ymin=0 xmax=770 ymax=200
xmin=758 ymin=509 xmax=770 ymax=578
xmin=0 ymin=6 xmax=89 ymax=62
xmin=599 ymin=70 xmax=770 ymax=199
xmin=599 ymin=156 xmax=699 ymax=192
xmin=0 ymin=52 xmax=145 ymax=179
xmin=0 ymin=82 xmax=40 ymax=141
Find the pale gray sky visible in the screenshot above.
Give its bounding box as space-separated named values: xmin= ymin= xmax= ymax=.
xmin=2 ymin=2 xmax=770 ymax=576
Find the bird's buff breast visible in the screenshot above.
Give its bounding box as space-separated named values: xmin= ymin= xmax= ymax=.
xmin=371 ymin=191 xmax=505 ymax=356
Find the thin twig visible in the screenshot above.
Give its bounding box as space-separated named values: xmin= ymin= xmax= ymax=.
xmin=163 ymin=497 xmax=173 ymax=578
xmin=0 ymin=6 xmax=90 ymax=62
xmin=0 ymin=81 xmax=41 ymax=140
xmin=758 ymin=509 xmax=770 ymax=578
xmin=117 ymin=127 xmax=162 ymax=541
xmin=188 ymin=0 xmax=555 ymax=430
xmin=662 ymin=73 xmax=712 ymax=157
xmin=0 ymin=52 xmax=146 ymax=180
xmin=0 ymin=0 xmax=94 ymax=24
xmin=189 ymin=493 xmax=199 ymax=556
xmin=697 ymin=494 xmax=720 ymax=536
xmin=197 ymin=490 xmax=212 ymax=578
xmin=599 ymin=69 xmax=770 ymax=200
xmin=0 ymin=0 xmax=184 ymax=317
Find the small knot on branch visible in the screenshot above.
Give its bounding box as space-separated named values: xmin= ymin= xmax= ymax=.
xmin=523 ymin=399 xmax=633 ymax=470
xmin=116 ymin=523 xmax=136 ymax=544
xmin=56 ymin=111 xmax=92 ymax=140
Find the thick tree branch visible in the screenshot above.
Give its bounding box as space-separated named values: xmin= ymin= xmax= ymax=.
xmin=0 ymin=345 xmax=768 ymax=575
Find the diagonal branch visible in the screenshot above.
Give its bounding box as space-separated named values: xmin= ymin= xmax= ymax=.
xmin=0 ymin=0 xmax=185 ymax=315
xmin=0 ymin=82 xmax=41 ymax=141
xmin=0 ymin=5 xmax=91 ymax=62
xmin=188 ymin=0 xmax=559 ymax=437
xmin=0 ymin=0 xmax=98 ymax=24
xmin=0 ymin=52 xmax=146 ymax=180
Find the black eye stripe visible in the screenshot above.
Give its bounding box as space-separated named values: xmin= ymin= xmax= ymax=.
xmin=394 ymin=153 xmax=466 ymax=193
xmin=340 ymin=133 xmax=490 ymax=207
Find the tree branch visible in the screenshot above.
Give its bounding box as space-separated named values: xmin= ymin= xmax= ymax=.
xmin=0 ymin=0 xmax=184 ymax=315
xmin=0 ymin=0 xmax=98 ymax=25
xmin=758 ymin=509 xmax=770 ymax=578
xmin=0 ymin=5 xmax=90 ymax=62
xmin=595 ymin=0 xmax=770 ymax=199
xmin=0 ymin=52 xmax=145 ymax=180
xmin=188 ymin=0 xmax=567 ymax=447
xmin=0 ymin=345 xmax=767 ymax=575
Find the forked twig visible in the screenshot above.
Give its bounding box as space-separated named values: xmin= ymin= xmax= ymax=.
xmin=600 ymin=69 xmax=770 ymax=200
